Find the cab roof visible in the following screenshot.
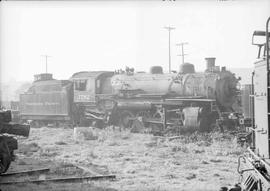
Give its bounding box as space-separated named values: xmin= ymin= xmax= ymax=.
xmin=70 ymin=71 xmax=114 ymax=80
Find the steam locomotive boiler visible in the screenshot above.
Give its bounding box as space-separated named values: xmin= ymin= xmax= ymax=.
xmin=107 ymin=58 xmax=239 ymax=133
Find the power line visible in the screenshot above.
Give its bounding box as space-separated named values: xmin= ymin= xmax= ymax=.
xmin=176 ymin=42 xmax=188 ymax=65
xmin=164 ymin=26 xmax=175 ymax=73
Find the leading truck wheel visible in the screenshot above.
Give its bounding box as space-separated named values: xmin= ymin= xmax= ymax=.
xmin=119 ymin=111 xmax=134 ymax=129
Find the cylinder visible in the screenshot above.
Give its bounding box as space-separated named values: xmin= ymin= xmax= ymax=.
xmin=205 ymin=57 xmax=216 ymax=71
xmin=183 ymin=107 xmax=200 ymax=128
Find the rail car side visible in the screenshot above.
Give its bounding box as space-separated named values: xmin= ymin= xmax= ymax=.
xmin=236 ymin=17 xmax=270 ymax=191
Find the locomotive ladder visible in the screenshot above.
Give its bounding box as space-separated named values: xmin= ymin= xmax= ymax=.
xmin=267 ymin=17 xmax=270 ymax=158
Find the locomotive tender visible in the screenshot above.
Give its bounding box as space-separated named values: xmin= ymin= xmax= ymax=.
xmin=19 ymin=57 xmax=239 ymax=133
xmin=19 ymin=73 xmax=73 ymax=127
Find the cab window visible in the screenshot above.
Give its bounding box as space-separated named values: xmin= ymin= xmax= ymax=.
xmin=74 ymin=79 xmax=87 ymax=91
xmin=96 ymin=80 xmax=100 ymax=89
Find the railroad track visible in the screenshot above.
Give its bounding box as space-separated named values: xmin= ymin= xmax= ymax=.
xmin=0 ymin=159 xmax=116 ymax=187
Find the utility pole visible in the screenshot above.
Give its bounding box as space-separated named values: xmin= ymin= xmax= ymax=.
xmin=176 ymin=42 xmax=188 ymax=65
xmin=41 ymin=55 xmax=52 ymax=73
xmin=164 ymin=26 xmax=175 ymax=73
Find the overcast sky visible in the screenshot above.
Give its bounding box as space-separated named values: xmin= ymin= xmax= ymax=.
xmin=0 ymin=0 xmax=269 ymax=83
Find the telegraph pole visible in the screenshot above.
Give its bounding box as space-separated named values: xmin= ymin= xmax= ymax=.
xmin=176 ymin=42 xmax=188 ymax=65
xmin=41 ymin=55 xmax=52 ymax=73
xmin=164 ymin=26 xmax=175 ymax=73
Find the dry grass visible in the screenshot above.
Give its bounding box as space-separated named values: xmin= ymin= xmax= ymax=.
xmin=171 ymin=145 xmax=189 ymax=153
xmin=16 ymin=127 xmax=245 ymax=191
xmin=55 ymin=141 xmax=67 ymax=145
xmin=87 ymin=151 xmax=98 ymax=159
xmin=108 ymin=141 xmax=120 ymax=146
xmin=18 ymin=142 xmax=40 ymax=156
xmin=209 ymin=159 xmax=223 ymax=163
xmin=39 ymin=146 xmax=59 ymax=157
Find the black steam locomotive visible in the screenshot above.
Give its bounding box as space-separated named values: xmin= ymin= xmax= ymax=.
xmin=19 ymin=57 xmax=239 ymax=134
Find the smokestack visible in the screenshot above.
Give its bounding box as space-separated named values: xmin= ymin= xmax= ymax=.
xmin=205 ymin=57 xmax=216 ymax=71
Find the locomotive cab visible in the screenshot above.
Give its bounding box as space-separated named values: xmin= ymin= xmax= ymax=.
xmin=70 ymin=71 xmax=114 ymax=103
xmin=70 ymin=71 xmax=114 ymax=126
